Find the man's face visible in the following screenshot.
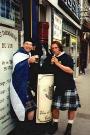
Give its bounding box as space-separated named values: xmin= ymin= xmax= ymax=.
xmin=51 ymin=43 xmax=61 ymax=56
xmin=23 ymin=42 xmax=33 ymax=52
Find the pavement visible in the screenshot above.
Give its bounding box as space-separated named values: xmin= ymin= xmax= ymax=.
xmin=53 ymin=64 xmax=90 ymax=135
xmin=9 ymin=64 xmax=90 ymax=135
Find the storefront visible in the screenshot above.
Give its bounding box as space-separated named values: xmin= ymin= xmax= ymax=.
xmin=39 ymin=0 xmax=81 ymax=76
xmin=62 ymin=19 xmax=80 ymax=77
xmin=44 ymin=0 xmax=81 ymax=77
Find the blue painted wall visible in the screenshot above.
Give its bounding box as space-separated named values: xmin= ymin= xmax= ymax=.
xmin=32 ymin=0 xmax=39 ymax=45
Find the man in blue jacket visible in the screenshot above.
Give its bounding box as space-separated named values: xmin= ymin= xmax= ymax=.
xmin=10 ymin=41 xmax=38 ymax=134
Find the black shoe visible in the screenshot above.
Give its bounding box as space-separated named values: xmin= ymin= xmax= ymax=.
xmin=64 ymin=123 xmax=72 ymax=135
xmin=47 ymin=122 xmax=58 ymax=135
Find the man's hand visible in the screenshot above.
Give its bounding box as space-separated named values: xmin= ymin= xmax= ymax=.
xmin=28 ymin=56 xmax=36 ymax=63
xmin=51 ymin=56 xmax=59 ymax=65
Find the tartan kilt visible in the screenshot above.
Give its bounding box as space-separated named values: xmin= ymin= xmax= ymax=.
xmin=52 ymin=88 xmax=81 ymax=111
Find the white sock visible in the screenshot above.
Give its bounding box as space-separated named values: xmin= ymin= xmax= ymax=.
xmin=53 ymin=119 xmax=59 ymax=123
xmin=68 ymin=120 xmax=74 ymax=124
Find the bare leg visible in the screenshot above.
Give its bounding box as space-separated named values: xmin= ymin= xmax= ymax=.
xmin=68 ymin=110 xmax=76 ymax=120
xmin=27 ymin=111 xmax=35 ymax=120
xmin=52 ymin=108 xmax=60 ymax=120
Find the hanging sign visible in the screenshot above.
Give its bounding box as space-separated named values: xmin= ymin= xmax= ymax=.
xmin=53 ymin=13 xmax=62 ymax=42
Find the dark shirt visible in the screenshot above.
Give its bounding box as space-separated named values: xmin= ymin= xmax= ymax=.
xmin=42 ymin=53 xmax=76 ymax=96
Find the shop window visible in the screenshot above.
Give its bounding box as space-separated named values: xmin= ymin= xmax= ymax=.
xmin=6 ymin=0 xmax=10 ymax=19
xmin=1 ymin=0 xmax=5 ymax=17
xmin=0 ymin=0 xmax=22 ymax=29
xmin=66 ymin=34 xmax=70 ymax=47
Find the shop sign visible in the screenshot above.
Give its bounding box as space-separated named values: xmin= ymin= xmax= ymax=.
xmin=0 ymin=26 xmax=18 ymax=135
xmin=36 ymin=74 xmax=54 ymax=123
xmin=53 ymin=13 xmax=62 ymax=41
xmin=59 ymin=0 xmax=80 ymax=19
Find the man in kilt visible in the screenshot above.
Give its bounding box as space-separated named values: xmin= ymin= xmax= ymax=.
xmin=43 ymin=41 xmax=81 ymax=135
xmin=10 ymin=41 xmax=38 ymax=135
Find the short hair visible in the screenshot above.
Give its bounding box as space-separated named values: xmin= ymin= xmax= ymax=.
xmin=24 ymin=41 xmax=32 ymax=45
xmin=51 ymin=41 xmax=63 ymax=52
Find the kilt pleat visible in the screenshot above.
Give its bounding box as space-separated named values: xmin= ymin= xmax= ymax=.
xmin=52 ymin=88 xmax=81 ymax=110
